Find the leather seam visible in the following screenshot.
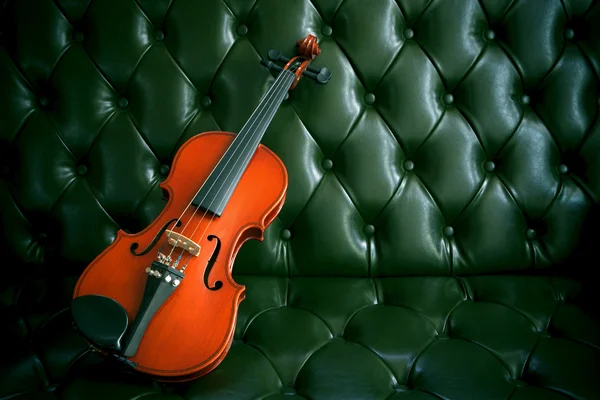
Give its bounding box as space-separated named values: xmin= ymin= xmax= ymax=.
xmin=574 ymin=40 xmax=600 ymax=82
xmin=326 ymin=31 xmax=370 ymax=92
xmin=330 ymin=172 xmax=365 ymax=226
xmin=369 ymin=40 xmax=406 ymax=95
xmin=6 ymin=107 xmax=35 ymax=146
xmin=534 ymin=42 xmax=568 ymax=103
xmin=81 ymin=109 xmax=118 ymax=161
xmin=454 ymin=107 xmax=488 ymax=164
xmin=292 ymin=337 xmax=336 ymax=387
xmin=157 ymin=44 xmax=201 ymax=95
xmin=286 ymin=99 xmax=331 ymax=154
xmin=494 ymin=41 xmax=526 ymax=91
xmin=519 ymin=334 xmax=541 ymax=379
xmin=330 ymin=0 xmax=351 ymax=25
xmin=559 ymin=0 xmax=570 ymax=18
xmin=240 ymin=305 xmax=284 ymax=339
xmin=202 ymin=39 xmax=238 ymax=105
xmin=168 ymin=107 xmax=203 ymax=160
xmin=284 ymin=169 xmax=326 ymax=232
xmin=159 ymin=0 xmax=177 ymax=24
xmin=393 ymin=0 xmax=407 ymax=24
xmin=499 ymin=0 xmax=520 ymax=25
xmin=471 ymin=298 xmax=549 ymax=334
xmin=371 ymin=170 xmax=407 ymax=224
xmin=411 ymin=0 xmax=436 ymax=27
xmin=451 ymin=39 xmax=490 ymax=94
xmin=411 ymin=39 xmax=447 ymax=92
xmin=441 ymin=299 xmax=467 ymax=334
xmin=405 ymin=337 xmax=437 ymax=386
xmin=127 ymin=112 xmax=161 ymax=162
xmin=44 ymin=43 xmax=73 ymax=89
xmin=330 ymin=105 xmax=366 ymax=160
xmin=492 ymin=107 xmax=525 ymax=159
xmin=444 ymin=336 xmax=515 ymax=381
xmin=345 ymin=339 xmax=401 ymax=386
xmin=410 ymin=108 xmax=446 ymax=158
xmin=123 ymin=44 xmax=153 ymax=95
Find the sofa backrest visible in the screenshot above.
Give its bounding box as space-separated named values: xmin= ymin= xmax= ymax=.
xmin=1 ymin=0 xmax=599 ymax=279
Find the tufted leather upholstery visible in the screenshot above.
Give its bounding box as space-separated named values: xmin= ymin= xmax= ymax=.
xmin=1 ymin=0 xmax=600 ymax=399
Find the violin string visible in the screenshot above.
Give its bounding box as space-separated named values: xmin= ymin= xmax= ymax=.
xmin=165 ymin=65 xmax=297 ymax=262
xmin=180 ymin=66 xmax=299 ymax=273
xmin=189 ymin=68 xmax=297 ymax=247
xmin=185 ymin=67 xmax=296 ymax=245
xmin=166 ymin=70 xmax=289 ymax=239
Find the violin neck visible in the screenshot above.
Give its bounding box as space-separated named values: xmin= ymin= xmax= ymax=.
xmin=191 ymin=70 xmax=295 ymax=217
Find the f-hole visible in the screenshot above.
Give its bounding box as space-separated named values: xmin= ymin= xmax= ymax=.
xmin=130 ymin=218 xmax=181 ymax=256
xmin=204 ymin=235 xmax=223 ymax=291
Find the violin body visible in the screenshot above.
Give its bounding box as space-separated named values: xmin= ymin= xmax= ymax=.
xmin=71 ymin=34 xmax=329 ymax=382
xmin=73 ymin=132 xmax=287 ymax=381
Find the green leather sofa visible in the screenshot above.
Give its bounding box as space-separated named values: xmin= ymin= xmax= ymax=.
xmin=1 ymin=0 xmax=599 ymax=399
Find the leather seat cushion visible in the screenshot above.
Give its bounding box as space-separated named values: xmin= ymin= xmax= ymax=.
xmin=2 ymin=275 xmax=599 ymax=399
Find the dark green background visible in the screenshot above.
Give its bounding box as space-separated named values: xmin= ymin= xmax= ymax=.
xmin=1 ymin=0 xmax=599 ymax=399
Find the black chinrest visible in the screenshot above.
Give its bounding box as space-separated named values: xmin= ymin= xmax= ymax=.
xmin=71 ymin=295 xmax=128 ymax=352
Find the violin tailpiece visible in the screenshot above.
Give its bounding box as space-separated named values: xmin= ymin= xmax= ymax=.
xmin=122 ymin=262 xmax=185 ymax=357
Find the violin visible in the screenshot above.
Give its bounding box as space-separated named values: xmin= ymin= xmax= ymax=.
xmin=70 ymin=35 xmax=331 ymax=381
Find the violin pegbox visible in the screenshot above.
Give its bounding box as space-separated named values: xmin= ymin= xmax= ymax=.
xmin=260 ymin=34 xmax=332 ymax=89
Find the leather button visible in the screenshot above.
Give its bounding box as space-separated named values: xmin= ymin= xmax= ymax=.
xmin=280 ymin=386 xmax=296 ymax=395
xmin=364 ymin=93 xmax=376 ymax=105
xmin=117 ymin=97 xmax=128 ymax=109
xmin=236 ymin=24 xmax=248 ymax=36
xmin=403 ymin=28 xmax=414 ymax=39
xmin=39 ymin=96 xmax=49 ymax=108
xmin=443 ymin=226 xmax=454 ymax=237
xmin=154 ymin=30 xmax=164 ymax=41
xmin=321 ymin=159 xmax=333 ymax=170
xmin=321 ymin=25 xmax=332 ymax=37
xmin=484 ymin=29 xmax=495 ymax=40
xmin=526 ymin=228 xmax=536 ymax=240
xmin=520 ymin=94 xmax=530 ymax=105
xmin=38 ymin=232 xmax=47 ymax=241
xmin=77 ymin=165 xmax=88 ymax=175
xmin=484 ymin=161 xmax=495 ymax=172
xmin=443 ymin=93 xmax=454 ymax=105
xmin=159 ymin=164 xmax=170 ymax=176
xmin=403 ymin=160 xmax=414 ymax=171
xmin=558 ymin=164 xmax=569 ymax=174
xmin=280 ymin=229 xmax=292 ymax=241
xmin=200 ymin=96 xmax=212 ymax=108
xmin=363 ymin=224 xmax=375 ymax=237
xmin=564 ymin=28 xmax=574 ymax=40
xmin=540 ymin=331 xmax=551 ymax=339
xmin=74 ymin=32 xmax=84 ymax=42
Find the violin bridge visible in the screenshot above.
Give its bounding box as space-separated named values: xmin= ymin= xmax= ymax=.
xmin=165 ymin=230 xmax=201 ymax=256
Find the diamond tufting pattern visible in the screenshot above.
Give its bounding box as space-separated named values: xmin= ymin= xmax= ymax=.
xmin=1 ymin=0 xmax=600 ymax=399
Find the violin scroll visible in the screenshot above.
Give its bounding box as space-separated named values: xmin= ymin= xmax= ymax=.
xmin=260 ymin=34 xmax=332 ymax=89
xmin=296 ymin=34 xmax=321 ymax=59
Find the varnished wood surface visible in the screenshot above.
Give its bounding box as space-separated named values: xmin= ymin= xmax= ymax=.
xmin=73 ymin=131 xmax=287 ymax=380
